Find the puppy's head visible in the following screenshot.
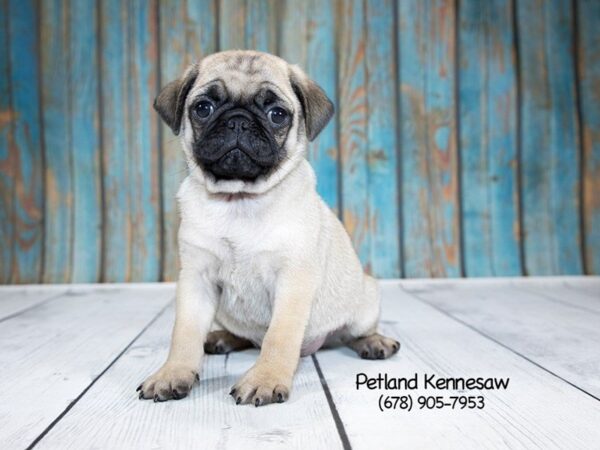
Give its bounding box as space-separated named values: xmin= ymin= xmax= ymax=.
xmin=154 ymin=50 xmax=334 ymax=194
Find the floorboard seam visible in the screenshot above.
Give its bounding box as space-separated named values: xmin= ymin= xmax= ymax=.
xmin=26 ymin=297 xmax=174 ymax=449
xmin=0 ymin=291 xmax=67 ymax=324
xmin=311 ymin=354 xmax=352 ymax=450
xmin=402 ymin=288 xmax=600 ymax=404
xmin=512 ymin=284 xmax=600 ymax=316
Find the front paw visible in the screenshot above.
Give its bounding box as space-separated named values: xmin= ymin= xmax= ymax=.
xmin=137 ymin=364 xmax=199 ymax=402
xmin=230 ymin=364 xmax=291 ymax=407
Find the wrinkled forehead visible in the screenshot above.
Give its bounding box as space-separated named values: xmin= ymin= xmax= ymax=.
xmin=191 ymin=51 xmax=293 ymax=101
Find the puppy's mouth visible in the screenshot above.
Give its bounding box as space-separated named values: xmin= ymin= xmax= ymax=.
xmin=192 ymin=108 xmax=284 ymax=182
xmin=203 ymin=147 xmax=269 ymax=181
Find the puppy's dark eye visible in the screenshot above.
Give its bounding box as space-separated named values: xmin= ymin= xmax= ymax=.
xmin=195 ymin=101 xmax=214 ymax=119
xmin=268 ymin=107 xmax=288 ymax=125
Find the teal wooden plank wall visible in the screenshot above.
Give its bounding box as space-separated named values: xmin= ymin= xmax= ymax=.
xmin=0 ymin=0 xmax=599 ymax=283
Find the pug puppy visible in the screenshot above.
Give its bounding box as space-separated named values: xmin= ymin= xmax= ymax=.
xmin=137 ymin=50 xmax=400 ymax=406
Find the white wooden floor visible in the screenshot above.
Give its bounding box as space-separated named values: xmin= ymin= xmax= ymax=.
xmin=0 ymin=278 xmax=599 ymax=450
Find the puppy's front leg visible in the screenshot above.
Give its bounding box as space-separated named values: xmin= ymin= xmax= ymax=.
xmin=231 ymin=267 xmax=316 ymax=407
xmin=138 ymin=268 xmax=217 ymax=402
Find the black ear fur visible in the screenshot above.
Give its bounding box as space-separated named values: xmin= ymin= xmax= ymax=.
xmin=290 ymin=69 xmax=334 ymax=141
xmin=153 ymin=65 xmax=199 ymax=135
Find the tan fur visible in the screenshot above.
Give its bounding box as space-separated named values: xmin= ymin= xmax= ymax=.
xmin=138 ymin=50 xmax=399 ymax=406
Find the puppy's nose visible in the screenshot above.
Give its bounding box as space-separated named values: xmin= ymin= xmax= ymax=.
xmin=227 ymin=116 xmax=249 ymax=132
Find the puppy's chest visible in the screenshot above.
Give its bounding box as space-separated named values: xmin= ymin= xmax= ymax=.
xmin=215 ymin=237 xmax=279 ymax=328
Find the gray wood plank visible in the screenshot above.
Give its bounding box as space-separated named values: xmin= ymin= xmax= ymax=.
xmin=562 ymin=279 xmax=600 ymax=299
xmin=400 ymin=278 xmax=600 ymax=399
xmin=512 ymin=280 xmax=600 ymax=315
xmin=459 ymin=277 xmax=600 ymax=315
xmin=0 ymin=284 xmax=174 ymax=449
xmin=36 ymin=304 xmax=342 ymax=450
xmin=0 ymin=285 xmax=68 ymax=321
xmin=315 ymin=281 xmax=600 ymax=449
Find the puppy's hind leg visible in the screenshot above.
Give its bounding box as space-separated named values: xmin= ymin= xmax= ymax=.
xmin=204 ymin=330 xmax=253 ymax=354
xmin=345 ymin=275 xmax=400 ymax=360
xmin=348 ymin=334 xmax=400 ymax=360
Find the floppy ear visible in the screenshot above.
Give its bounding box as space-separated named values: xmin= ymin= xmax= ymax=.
xmin=153 ymin=64 xmax=199 ymax=135
xmin=289 ymin=66 xmax=334 ymax=141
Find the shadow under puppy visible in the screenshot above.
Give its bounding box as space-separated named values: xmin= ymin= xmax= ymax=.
xmin=138 ymin=50 xmax=400 ymax=406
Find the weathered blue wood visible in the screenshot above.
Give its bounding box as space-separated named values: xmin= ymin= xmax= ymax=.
xmin=245 ymin=0 xmax=277 ymax=53
xmin=185 ymin=0 xmax=218 ymax=59
xmin=0 ymin=0 xmax=14 ymax=283
xmin=305 ymin=0 xmax=339 ymax=213
xmin=158 ymin=0 xmax=184 ymax=282
xmin=8 ymin=0 xmax=44 ymax=283
xmin=365 ymin=0 xmax=400 ymax=278
xmin=577 ymin=0 xmax=600 ymax=275
xmin=40 ymin=0 xmax=72 ymax=283
xmin=279 ymin=0 xmax=306 ymax=64
xmin=159 ymin=0 xmax=217 ymax=281
xmin=459 ymin=0 xmax=521 ymax=276
xmin=338 ymin=0 xmax=371 ymax=272
xmin=219 ymin=0 xmax=246 ymax=50
xmin=100 ymin=0 xmax=129 ymax=281
xmin=127 ymin=0 xmax=161 ymax=281
xmin=70 ymin=0 xmax=102 ymax=282
xmin=517 ymin=0 xmax=582 ymax=275
xmin=2 ymin=0 xmax=599 ymax=284
xmin=399 ymin=0 xmax=461 ymax=277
